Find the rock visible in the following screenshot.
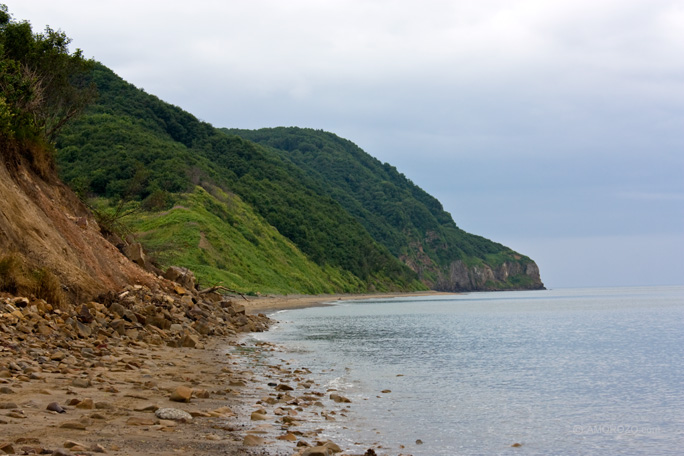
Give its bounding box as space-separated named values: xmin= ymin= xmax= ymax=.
xmin=381 ymin=389 xmax=391 ymax=393
xmin=124 ymin=242 xmax=154 ymax=272
xmin=243 ymin=435 xmax=265 ymax=446
xmin=50 ymin=351 xmax=66 ymax=361
xmin=91 ymin=443 xmax=107 ymax=453
xmin=75 ymin=398 xmax=94 ymax=409
xmin=300 ymin=446 xmax=333 ymax=456
xmin=164 ymin=266 xmax=196 ymax=290
xmin=154 ymin=408 xmax=192 ymax=422
xmin=133 ymin=404 xmax=158 ymax=412
xmin=0 ymin=443 xmax=14 ymax=454
xmin=77 ymin=304 xmax=94 ymax=324
xmin=250 ymin=411 xmax=269 ymax=421
xmin=71 ymin=378 xmax=91 ymax=388
xmin=169 ymin=386 xmax=193 ymax=402
xmin=276 ymin=383 xmax=294 ymax=391
xmin=277 ymin=432 xmax=298 ymax=442
xmin=180 ymin=334 xmax=201 ymax=348
xmin=321 ymin=441 xmax=342 ymax=453
xmin=511 ymin=442 xmax=523 ymax=447
xmin=0 ymin=387 xmax=15 ymax=394
xmin=126 ymin=416 xmax=156 ymax=426
xmin=208 ymin=406 xmax=234 ymax=418
xmin=193 ymin=388 xmax=210 ymax=398
xmin=329 ymin=393 xmax=351 ymax=403
xmin=46 ymin=402 xmax=66 ymax=413
xmin=416 ymin=439 xmax=423 ymax=444
xmin=0 ymin=402 xmax=18 ymax=409
xmin=6 ymin=410 xmax=25 ymax=419
xmin=60 ymin=421 xmax=87 ymax=430
xmin=63 ymin=440 xmax=87 ymax=449
xmin=95 ymin=402 xmax=115 ymax=410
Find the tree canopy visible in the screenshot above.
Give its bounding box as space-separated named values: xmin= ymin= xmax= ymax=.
xmin=0 ymin=4 xmax=95 ymax=144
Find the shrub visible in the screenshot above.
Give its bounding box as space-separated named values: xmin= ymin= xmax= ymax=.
xmin=0 ymin=253 xmax=65 ymax=307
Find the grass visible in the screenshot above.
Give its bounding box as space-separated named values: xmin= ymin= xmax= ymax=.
xmin=111 ymin=186 xmax=367 ymax=295
xmin=0 ymin=253 xmax=65 ymax=307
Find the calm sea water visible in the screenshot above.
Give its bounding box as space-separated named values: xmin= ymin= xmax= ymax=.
xmin=254 ymin=287 xmax=684 ymax=455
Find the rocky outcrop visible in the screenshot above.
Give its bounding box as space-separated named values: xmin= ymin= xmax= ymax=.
xmin=435 ymin=259 xmax=544 ymax=292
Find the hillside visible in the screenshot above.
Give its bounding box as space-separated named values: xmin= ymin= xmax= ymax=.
xmin=56 ymin=65 xmax=423 ymax=294
xmin=54 ymin=62 xmax=543 ymax=293
xmin=225 ymin=127 xmax=544 ymax=291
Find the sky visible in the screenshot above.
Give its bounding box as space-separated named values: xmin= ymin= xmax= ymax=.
xmin=7 ymin=0 xmax=684 ymax=288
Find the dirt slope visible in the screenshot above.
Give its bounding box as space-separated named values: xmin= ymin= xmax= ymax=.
xmin=0 ymin=151 xmax=154 ymax=301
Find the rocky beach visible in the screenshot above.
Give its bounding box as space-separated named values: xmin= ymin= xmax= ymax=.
xmin=0 ymin=267 xmax=436 ymax=456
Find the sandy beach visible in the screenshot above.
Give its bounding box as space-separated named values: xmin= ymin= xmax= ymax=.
xmin=244 ymin=291 xmax=449 ymax=314
xmin=1 ymin=290 xmax=447 ymax=456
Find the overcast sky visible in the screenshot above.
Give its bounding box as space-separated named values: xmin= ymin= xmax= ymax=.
xmin=8 ymin=0 xmax=684 ymax=288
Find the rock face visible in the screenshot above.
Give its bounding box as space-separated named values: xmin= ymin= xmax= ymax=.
xmin=434 ymin=259 xmax=544 ymax=292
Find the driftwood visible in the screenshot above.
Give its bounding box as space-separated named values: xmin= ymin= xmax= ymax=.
xmin=198 ymin=285 xmax=248 ymax=301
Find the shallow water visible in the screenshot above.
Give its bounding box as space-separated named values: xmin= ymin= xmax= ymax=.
xmin=254 ymin=286 xmax=684 ymax=455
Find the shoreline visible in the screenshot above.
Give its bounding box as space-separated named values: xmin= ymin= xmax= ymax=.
xmin=244 ymin=290 xmax=454 ymax=314
xmin=1 ymin=289 xmax=452 ymax=456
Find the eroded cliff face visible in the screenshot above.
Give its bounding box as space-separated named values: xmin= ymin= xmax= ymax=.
xmin=435 ymin=259 xmax=544 ymax=292
xmin=0 ymin=146 xmax=154 ymax=301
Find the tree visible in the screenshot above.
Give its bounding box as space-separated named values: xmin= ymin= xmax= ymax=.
xmin=0 ymin=4 xmax=95 ymax=143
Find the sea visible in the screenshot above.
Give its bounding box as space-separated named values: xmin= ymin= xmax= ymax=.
xmin=252 ymin=286 xmax=684 ymax=456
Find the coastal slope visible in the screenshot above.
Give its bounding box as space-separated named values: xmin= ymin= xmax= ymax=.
xmin=227 ymin=127 xmax=544 ymax=292
xmin=57 ymin=66 xmax=543 ymax=293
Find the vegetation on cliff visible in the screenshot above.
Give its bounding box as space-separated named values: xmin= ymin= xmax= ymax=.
xmin=56 ymin=63 xmax=542 ymax=292
xmin=225 ymin=127 xmax=542 ymax=290
xmin=56 ymin=65 xmax=423 ymax=293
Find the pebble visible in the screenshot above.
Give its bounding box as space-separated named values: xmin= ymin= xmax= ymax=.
xmin=251 ymin=411 xmax=269 ymax=421
xmin=126 ymin=416 xmax=156 ymax=426
xmin=71 ymin=378 xmax=91 ymax=388
xmin=243 ymin=434 xmax=266 ymax=446
xmin=46 ymin=402 xmax=66 ymax=413
xmin=329 ymin=393 xmax=351 ymax=403
xmin=155 ymin=407 xmax=193 ymax=422
xmin=60 ymin=421 xmax=87 ymax=430
xmin=169 ymin=386 xmax=193 ymax=402
xmin=75 ymin=398 xmax=94 ymax=409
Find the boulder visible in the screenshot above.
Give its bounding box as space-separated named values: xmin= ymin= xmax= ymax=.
xmin=164 ymin=266 xmax=196 ymax=290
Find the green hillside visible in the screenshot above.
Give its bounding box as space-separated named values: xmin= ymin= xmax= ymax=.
xmin=56 ymin=65 xmax=424 ymax=294
xmin=224 ymin=127 xmax=544 ymax=290
xmin=56 ymin=63 xmax=544 ymax=293
xmin=116 ymin=187 xmax=366 ymax=295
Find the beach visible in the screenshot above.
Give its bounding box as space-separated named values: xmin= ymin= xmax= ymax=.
xmin=0 ymin=290 xmax=445 ymax=456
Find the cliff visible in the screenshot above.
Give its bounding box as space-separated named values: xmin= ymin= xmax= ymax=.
xmin=0 ymin=139 xmax=155 ymax=302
